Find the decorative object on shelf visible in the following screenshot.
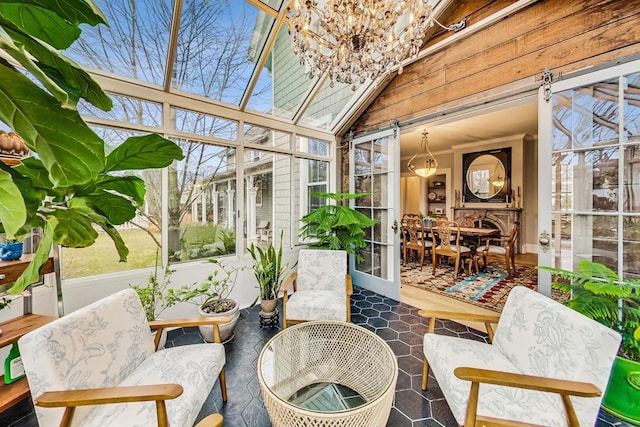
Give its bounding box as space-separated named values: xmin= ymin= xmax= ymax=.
xmin=288 ymin=0 xmax=466 ymax=89
xmin=4 ymin=342 xmax=25 ymax=384
xmin=454 ymin=190 xmax=461 ymax=208
xmin=408 ymin=130 xmax=438 ymax=178
xmin=432 ymin=181 xmax=445 ymax=187
xmin=428 ymin=192 xmax=437 ymax=201
xmin=517 ymin=186 xmax=522 ymax=208
xmin=438 ymin=195 xmax=446 ymax=201
xmin=0 ymin=241 xmax=23 ymax=261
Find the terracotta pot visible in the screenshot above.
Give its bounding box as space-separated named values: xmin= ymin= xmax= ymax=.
xmin=197 ymin=298 xmax=239 ymax=343
xmin=260 ymin=299 xmax=277 ymax=314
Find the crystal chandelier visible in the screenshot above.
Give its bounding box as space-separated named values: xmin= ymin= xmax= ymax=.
xmin=288 ymin=0 xmax=465 ymax=89
xmin=408 ymin=130 xmax=438 ymax=178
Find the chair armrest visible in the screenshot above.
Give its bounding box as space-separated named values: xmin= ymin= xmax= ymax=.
xmin=280 ymin=272 xmax=297 ymax=293
xmin=149 ymin=317 xmax=231 ymax=329
xmin=346 ymin=274 xmax=353 ymax=296
xmin=36 ymin=385 xmax=183 ymax=427
xmin=35 ymin=384 xmax=184 ymax=408
xmin=454 ymin=367 xmax=601 ymax=397
xmin=418 ymin=309 xmax=501 ymax=341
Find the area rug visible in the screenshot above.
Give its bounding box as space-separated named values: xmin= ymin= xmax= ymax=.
xmin=401 ymin=261 xmax=540 ymax=312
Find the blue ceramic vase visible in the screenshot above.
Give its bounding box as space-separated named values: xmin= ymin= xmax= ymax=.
xmin=0 ymin=242 xmax=23 ymax=261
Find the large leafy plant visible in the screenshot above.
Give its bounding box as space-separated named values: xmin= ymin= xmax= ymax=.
xmin=0 ymin=0 xmax=183 ymax=294
xmin=299 ymin=192 xmax=377 ymax=263
xmin=540 ymin=260 xmax=640 ymax=362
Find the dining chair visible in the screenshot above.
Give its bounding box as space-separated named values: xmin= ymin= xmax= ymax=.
xmin=402 ymin=217 xmax=432 ymax=269
xmin=481 ymin=220 xmax=519 ymax=275
xmin=430 ymin=219 xmax=472 ymax=279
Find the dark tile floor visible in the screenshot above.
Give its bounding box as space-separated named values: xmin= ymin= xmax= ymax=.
xmin=3 ymin=286 xmax=633 ymax=426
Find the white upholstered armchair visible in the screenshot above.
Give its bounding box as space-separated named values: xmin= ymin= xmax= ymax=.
xmin=280 ymin=249 xmax=352 ymax=328
xmin=19 ymin=289 xmax=229 ymax=427
xmin=419 ymin=286 xmax=621 ymax=426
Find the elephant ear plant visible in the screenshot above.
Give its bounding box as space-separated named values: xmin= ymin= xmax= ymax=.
xmin=0 ymin=0 xmax=183 ymax=294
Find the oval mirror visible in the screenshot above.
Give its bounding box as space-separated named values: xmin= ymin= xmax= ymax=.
xmin=465 ymin=154 xmax=506 ymax=199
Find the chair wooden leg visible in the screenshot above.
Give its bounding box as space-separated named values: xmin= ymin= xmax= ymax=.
xmin=219 ymin=368 xmax=227 ymax=403
xmin=419 ymin=249 xmax=424 ymax=270
xmin=432 ymin=252 xmax=437 ymax=275
xmin=422 ymin=357 xmax=429 ymax=390
xmin=453 ymin=257 xmax=460 ymax=279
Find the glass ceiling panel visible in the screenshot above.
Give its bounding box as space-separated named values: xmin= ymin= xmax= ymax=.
xmin=67 ymin=0 xmax=171 ymax=87
xmin=247 ymin=27 xmax=318 ymax=119
xmin=260 ymin=0 xmax=284 ymax=11
xmin=299 ymin=79 xmax=362 ymax=130
xmin=172 ymin=0 xmax=273 ymax=105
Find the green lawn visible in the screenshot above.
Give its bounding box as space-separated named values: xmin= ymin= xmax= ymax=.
xmin=62 ymin=229 xmax=160 ymax=279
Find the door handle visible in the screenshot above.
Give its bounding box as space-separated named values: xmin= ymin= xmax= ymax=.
xmin=391 ymin=220 xmax=399 ymax=234
xmin=539 ymin=230 xmax=550 ymax=252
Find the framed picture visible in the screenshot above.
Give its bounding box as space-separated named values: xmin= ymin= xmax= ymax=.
xmin=435 ymin=208 xmax=444 ymax=214
xmin=255 ymin=179 xmax=263 ymax=206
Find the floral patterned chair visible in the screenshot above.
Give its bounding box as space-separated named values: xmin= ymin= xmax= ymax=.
xmin=280 ymin=249 xmax=352 ymax=328
xmin=19 ymin=289 xmax=229 ymax=427
xmin=419 ymin=286 xmax=621 ymax=427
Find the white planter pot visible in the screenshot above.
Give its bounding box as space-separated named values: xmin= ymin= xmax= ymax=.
xmin=197 ymin=298 xmax=239 ymax=343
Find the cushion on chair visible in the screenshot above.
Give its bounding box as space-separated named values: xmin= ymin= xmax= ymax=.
xmin=485 ymin=244 xmax=506 ymax=255
xmin=492 ymin=286 xmax=622 ymax=426
xmin=296 ymin=249 xmax=347 ymax=292
xmin=20 ymin=289 xmax=155 ymax=427
xmin=79 ymin=344 xmax=225 ymax=427
xmin=435 ymin=245 xmax=470 ymax=254
xmin=423 ymin=334 xmax=567 ymax=426
xmin=286 ymin=290 xmax=347 ymax=322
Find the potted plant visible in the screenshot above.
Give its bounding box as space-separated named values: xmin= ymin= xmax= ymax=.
xmin=175 ymin=259 xmax=242 ymax=343
xmin=0 ymin=1 xmax=183 ymax=296
xmin=540 ymin=260 xmax=640 ymax=424
xmin=298 ymin=192 xmax=377 ymax=263
xmin=248 ymin=231 xmax=292 ymax=315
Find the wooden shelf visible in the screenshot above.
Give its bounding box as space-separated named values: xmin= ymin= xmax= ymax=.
xmin=0 ymin=255 xmax=54 ymax=286
xmin=0 ymin=314 xmax=55 ymax=412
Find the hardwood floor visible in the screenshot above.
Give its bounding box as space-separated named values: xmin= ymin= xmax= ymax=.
xmin=400 ymin=253 xmax=538 ymax=333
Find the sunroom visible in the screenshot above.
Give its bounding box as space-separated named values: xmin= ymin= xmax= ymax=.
xmin=1 ymin=0 xmax=639 ymax=426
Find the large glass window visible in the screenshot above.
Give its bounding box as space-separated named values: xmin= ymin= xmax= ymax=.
xmin=168 ymin=140 xmax=237 ymax=262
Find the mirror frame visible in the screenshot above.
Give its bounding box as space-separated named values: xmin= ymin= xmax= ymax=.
xmin=462 ymin=147 xmax=512 ymax=203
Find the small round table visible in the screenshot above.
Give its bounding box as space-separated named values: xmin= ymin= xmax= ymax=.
xmin=257 ymin=321 xmax=398 ymax=427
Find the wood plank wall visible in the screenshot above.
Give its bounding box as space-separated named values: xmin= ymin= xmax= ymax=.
xmin=349 ymin=0 xmax=640 ymax=135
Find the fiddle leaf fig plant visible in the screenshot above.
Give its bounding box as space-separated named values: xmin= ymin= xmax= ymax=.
xmin=0 ymin=0 xmax=183 ymax=294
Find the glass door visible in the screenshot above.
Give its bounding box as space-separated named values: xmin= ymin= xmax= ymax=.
xmin=538 ymin=59 xmax=640 ymax=295
xmin=349 ymin=127 xmax=401 ymax=300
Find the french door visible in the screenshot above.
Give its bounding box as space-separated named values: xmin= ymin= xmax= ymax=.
xmin=349 ymin=127 xmax=401 ymax=300
xmin=538 ymin=59 xmax=640 ymax=295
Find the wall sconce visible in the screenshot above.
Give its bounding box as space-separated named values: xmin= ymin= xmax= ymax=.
xmin=408 ymin=130 xmax=438 ymax=178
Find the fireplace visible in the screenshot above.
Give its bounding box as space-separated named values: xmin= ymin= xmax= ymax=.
xmin=452 ymin=207 xmax=523 ymax=252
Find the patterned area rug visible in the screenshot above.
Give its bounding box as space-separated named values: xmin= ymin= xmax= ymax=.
xmin=401 ymin=260 xmax=541 ymax=312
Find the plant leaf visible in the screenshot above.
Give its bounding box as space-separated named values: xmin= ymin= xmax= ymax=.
xmin=105 ymin=134 xmax=184 ymax=172
xmin=0 ymin=4 xmax=80 ymax=49
xmin=82 ymin=192 xmax=136 ymax=225
xmin=0 ymin=0 xmax=107 ymax=26
xmin=0 ymin=161 xmax=46 ymax=235
xmin=14 ymin=157 xmax=54 ymax=190
xmin=0 ymin=168 xmax=26 ymax=239
xmin=0 ymin=65 xmax=105 ymax=187
xmin=50 ymin=208 xmax=98 ymax=248
xmin=8 ymin=215 xmax=57 ymax=294
xmin=97 ymin=176 xmax=146 ymax=206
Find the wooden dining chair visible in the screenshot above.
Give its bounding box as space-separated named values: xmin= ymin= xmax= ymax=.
xmin=430 ymin=219 xmax=473 ymax=279
xmin=481 ymin=220 xmax=520 ymax=275
xmin=403 ymin=217 xmax=432 ymax=269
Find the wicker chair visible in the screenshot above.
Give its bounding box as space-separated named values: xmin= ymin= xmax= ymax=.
xmin=258 ymin=321 xmax=397 ymax=427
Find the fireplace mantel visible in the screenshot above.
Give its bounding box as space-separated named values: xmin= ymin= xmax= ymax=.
xmin=452 ymin=207 xmax=523 ymax=252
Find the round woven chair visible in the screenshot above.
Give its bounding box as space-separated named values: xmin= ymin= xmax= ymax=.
xmin=257 ymin=321 xmax=398 ymax=427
